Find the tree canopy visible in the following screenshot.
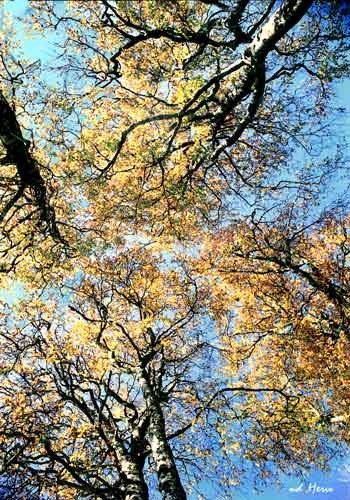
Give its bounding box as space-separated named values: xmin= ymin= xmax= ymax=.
xmin=0 ymin=1 xmax=349 ymax=499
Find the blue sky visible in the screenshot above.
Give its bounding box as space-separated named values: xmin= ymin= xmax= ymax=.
xmin=2 ymin=1 xmax=350 ymax=499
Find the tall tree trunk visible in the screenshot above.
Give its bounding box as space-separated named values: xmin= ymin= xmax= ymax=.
xmin=120 ymin=459 xmax=149 ymax=500
xmin=117 ymin=445 xmax=149 ymax=500
xmin=139 ymin=370 xmax=186 ymax=500
xmin=148 ymin=404 xmax=186 ymax=500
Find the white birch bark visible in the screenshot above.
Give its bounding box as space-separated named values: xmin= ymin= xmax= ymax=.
xmin=138 ymin=370 xmax=186 ymax=500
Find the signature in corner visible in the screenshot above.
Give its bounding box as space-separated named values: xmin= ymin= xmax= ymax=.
xmin=289 ymin=482 xmax=334 ymax=495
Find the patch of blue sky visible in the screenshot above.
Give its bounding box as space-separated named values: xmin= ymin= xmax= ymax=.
xmin=4 ymin=0 xmax=62 ymax=63
xmin=0 ymin=280 xmax=25 ymax=304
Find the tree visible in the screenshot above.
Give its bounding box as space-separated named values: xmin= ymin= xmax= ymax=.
xmin=0 ymin=90 xmax=63 ymax=241
xmin=0 ymin=1 xmax=349 ymax=499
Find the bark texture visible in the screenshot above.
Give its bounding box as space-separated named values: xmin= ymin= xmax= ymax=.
xmin=139 ymin=369 xmax=187 ymax=500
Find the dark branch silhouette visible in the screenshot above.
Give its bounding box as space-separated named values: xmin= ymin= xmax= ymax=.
xmin=0 ymin=90 xmax=64 ymax=243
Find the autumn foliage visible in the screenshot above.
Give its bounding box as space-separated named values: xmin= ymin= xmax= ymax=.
xmin=0 ymin=1 xmax=349 ymax=499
